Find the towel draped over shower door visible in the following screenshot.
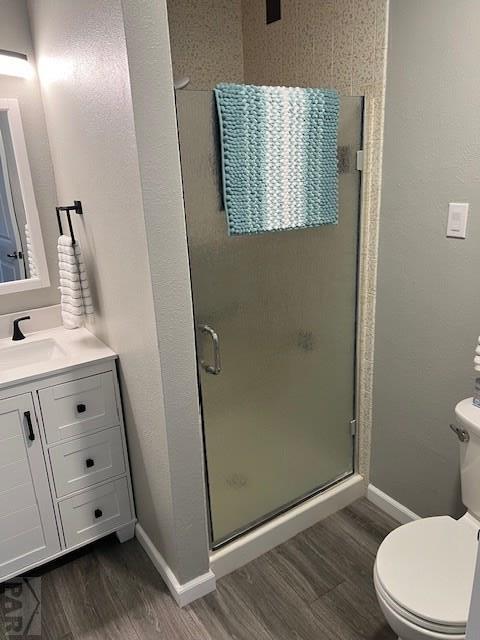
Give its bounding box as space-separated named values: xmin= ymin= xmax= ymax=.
xmin=214 ymin=83 xmax=340 ymax=235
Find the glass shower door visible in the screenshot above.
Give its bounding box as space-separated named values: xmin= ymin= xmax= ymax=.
xmin=176 ymin=91 xmax=363 ymax=546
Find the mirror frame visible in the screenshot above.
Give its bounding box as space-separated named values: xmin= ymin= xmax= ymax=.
xmin=0 ymin=98 xmax=49 ymax=294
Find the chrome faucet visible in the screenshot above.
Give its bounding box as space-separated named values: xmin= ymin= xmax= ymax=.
xmin=12 ymin=316 xmax=31 ymax=341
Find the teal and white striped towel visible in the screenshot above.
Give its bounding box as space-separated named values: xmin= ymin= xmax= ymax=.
xmin=214 ymin=83 xmax=339 ymax=236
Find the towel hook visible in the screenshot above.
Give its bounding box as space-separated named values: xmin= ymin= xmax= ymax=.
xmin=56 ymin=200 xmax=83 ymax=246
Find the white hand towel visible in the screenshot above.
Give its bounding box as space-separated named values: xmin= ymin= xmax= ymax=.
xmin=58 ymin=250 xmax=83 ymax=262
xmin=58 ymin=260 xmax=87 ymax=274
xmin=58 ymin=253 xmax=85 ymax=267
xmin=59 ymin=282 xmax=83 ymax=296
xmin=58 ymin=235 xmax=94 ymax=329
xmin=61 ymin=302 xmax=86 ymax=316
xmin=57 ymin=246 xmax=83 ymax=258
xmin=61 ymin=295 xmax=84 ymax=308
xmin=25 ymin=223 xmax=38 ymax=278
xmin=59 ymin=268 xmax=88 ymax=282
xmin=58 ymin=235 xmax=83 ymax=248
xmin=61 ymin=314 xmax=78 ymax=330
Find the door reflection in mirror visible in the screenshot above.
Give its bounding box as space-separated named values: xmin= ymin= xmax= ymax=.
xmin=0 ymin=97 xmax=49 ymax=294
xmin=0 ymin=111 xmax=29 ymax=283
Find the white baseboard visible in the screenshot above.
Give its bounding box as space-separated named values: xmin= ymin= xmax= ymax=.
xmin=210 ymin=473 xmax=365 ymax=579
xmin=367 ymin=484 xmax=420 ymax=524
xmin=135 ymin=483 xmax=418 ymax=606
xmin=135 ymin=524 xmax=216 ymax=607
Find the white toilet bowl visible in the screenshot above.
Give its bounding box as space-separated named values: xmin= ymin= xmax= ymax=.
xmin=374 ymin=398 xmax=480 ymax=639
xmin=374 ymin=513 xmax=478 ymax=640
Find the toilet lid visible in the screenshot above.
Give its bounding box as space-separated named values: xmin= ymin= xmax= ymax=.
xmin=375 ymin=516 xmax=478 ymax=628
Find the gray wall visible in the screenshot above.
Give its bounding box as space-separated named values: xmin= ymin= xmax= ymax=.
xmin=0 ymin=0 xmax=59 ymax=313
xmin=28 ymin=0 xmax=210 ymax=585
xmin=371 ymin=0 xmax=480 ymax=517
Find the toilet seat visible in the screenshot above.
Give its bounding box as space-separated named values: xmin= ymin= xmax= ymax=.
xmin=374 ymin=564 xmax=465 ymax=635
xmin=375 ymin=516 xmax=478 ymax=635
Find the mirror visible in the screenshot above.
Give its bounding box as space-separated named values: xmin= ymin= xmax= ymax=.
xmin=0 ymin=98 xmax=49 ymax=293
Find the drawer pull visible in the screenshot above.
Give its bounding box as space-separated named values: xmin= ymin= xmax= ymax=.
xmin=77 ymin=403 xmax=87 ymax=414
xmin=85 ymin=458 xmax=95 ymax=468
xmin=24 ymin=411 xmax=35 ymax=441
xmin=94 ymin=508 xmax=103 ymax=519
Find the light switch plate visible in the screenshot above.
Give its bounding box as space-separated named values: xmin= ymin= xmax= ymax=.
xmin=447 ymin=202 xmax=469 ymax=238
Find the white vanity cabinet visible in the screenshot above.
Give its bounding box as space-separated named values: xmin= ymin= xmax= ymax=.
xmin=0 ymin=394 xmax=60 ymax=578
xmin=0 ymin=358 xmax=136 ymax=583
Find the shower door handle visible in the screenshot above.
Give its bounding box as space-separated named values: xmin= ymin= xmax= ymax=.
xmin=199 ymin=324 xmax=221 ymax=375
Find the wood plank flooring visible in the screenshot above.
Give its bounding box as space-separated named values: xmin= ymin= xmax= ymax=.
xmin=0 ymin=499 xmax=398 ymax=639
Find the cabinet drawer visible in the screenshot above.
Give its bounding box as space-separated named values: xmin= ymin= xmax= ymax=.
xmin=59 ymin=478 xmax=131 ymax=548
xmin=49 ymin=427 xmax=125 ymax=498
xmin=39 ymin=372 xmax=119 ymax=443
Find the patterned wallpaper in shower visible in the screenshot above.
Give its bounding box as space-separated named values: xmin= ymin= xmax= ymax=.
xmin=166 ymin=0 xmax=244 ymax=89
xmin=167 ymin=0 xmax=387 ymax=98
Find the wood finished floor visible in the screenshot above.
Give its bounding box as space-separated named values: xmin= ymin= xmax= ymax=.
xmin=1 ymin=499 xmax=398 ymax=639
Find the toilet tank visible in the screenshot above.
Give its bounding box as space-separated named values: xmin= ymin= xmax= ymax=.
xmin=455 ymin=398 xmax=480 ymax=518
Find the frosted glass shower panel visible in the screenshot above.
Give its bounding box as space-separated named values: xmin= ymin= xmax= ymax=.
xmin=176 ymin=91 xmax=363 ymax=545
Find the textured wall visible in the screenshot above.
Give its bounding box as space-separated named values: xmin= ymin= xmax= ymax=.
xmin=166 ymin=0 xmax=244 ymax=89
xmin=29 ymin=0 xmax=211 ymax=587
xmin=371 ymin=0 xmax=480 ymax=517
xmin=27 ymin=0 xmax=208 ymax=583
xmin=0 ymin=0 xmax=59 ymax=313
xmin=121 ymin=0 xmax=211 ymax=584
xmin=242 ymin=0 xmax=387 ymax=95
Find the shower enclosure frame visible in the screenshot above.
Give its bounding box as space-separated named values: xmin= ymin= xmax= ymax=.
xmin=177 ymin=91 xmax=366 ymax=551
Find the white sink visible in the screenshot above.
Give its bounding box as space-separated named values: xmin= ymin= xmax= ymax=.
xmin=0 ymin=326 xmax=116 ymax=389
xmin=0 ymin=338 xmax=66 ymax=371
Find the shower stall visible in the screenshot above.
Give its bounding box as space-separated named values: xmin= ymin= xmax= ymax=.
xmin=176 ymin=91 xmax=364 ymax=548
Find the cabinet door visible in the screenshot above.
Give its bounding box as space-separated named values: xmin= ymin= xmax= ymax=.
xmin=0 ymin=394 xmax=60 ymax=581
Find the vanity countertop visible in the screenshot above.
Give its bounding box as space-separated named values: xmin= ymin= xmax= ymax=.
xmin=0 ymin=326 xmax=116 ymax=390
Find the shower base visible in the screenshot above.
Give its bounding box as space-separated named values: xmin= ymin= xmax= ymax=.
xmin=209 ymin=473 xmax=364 ymax=578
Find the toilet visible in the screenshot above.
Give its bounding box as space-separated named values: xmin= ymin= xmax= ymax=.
xmin=374 ymin=398 xmax=480 ymax=639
